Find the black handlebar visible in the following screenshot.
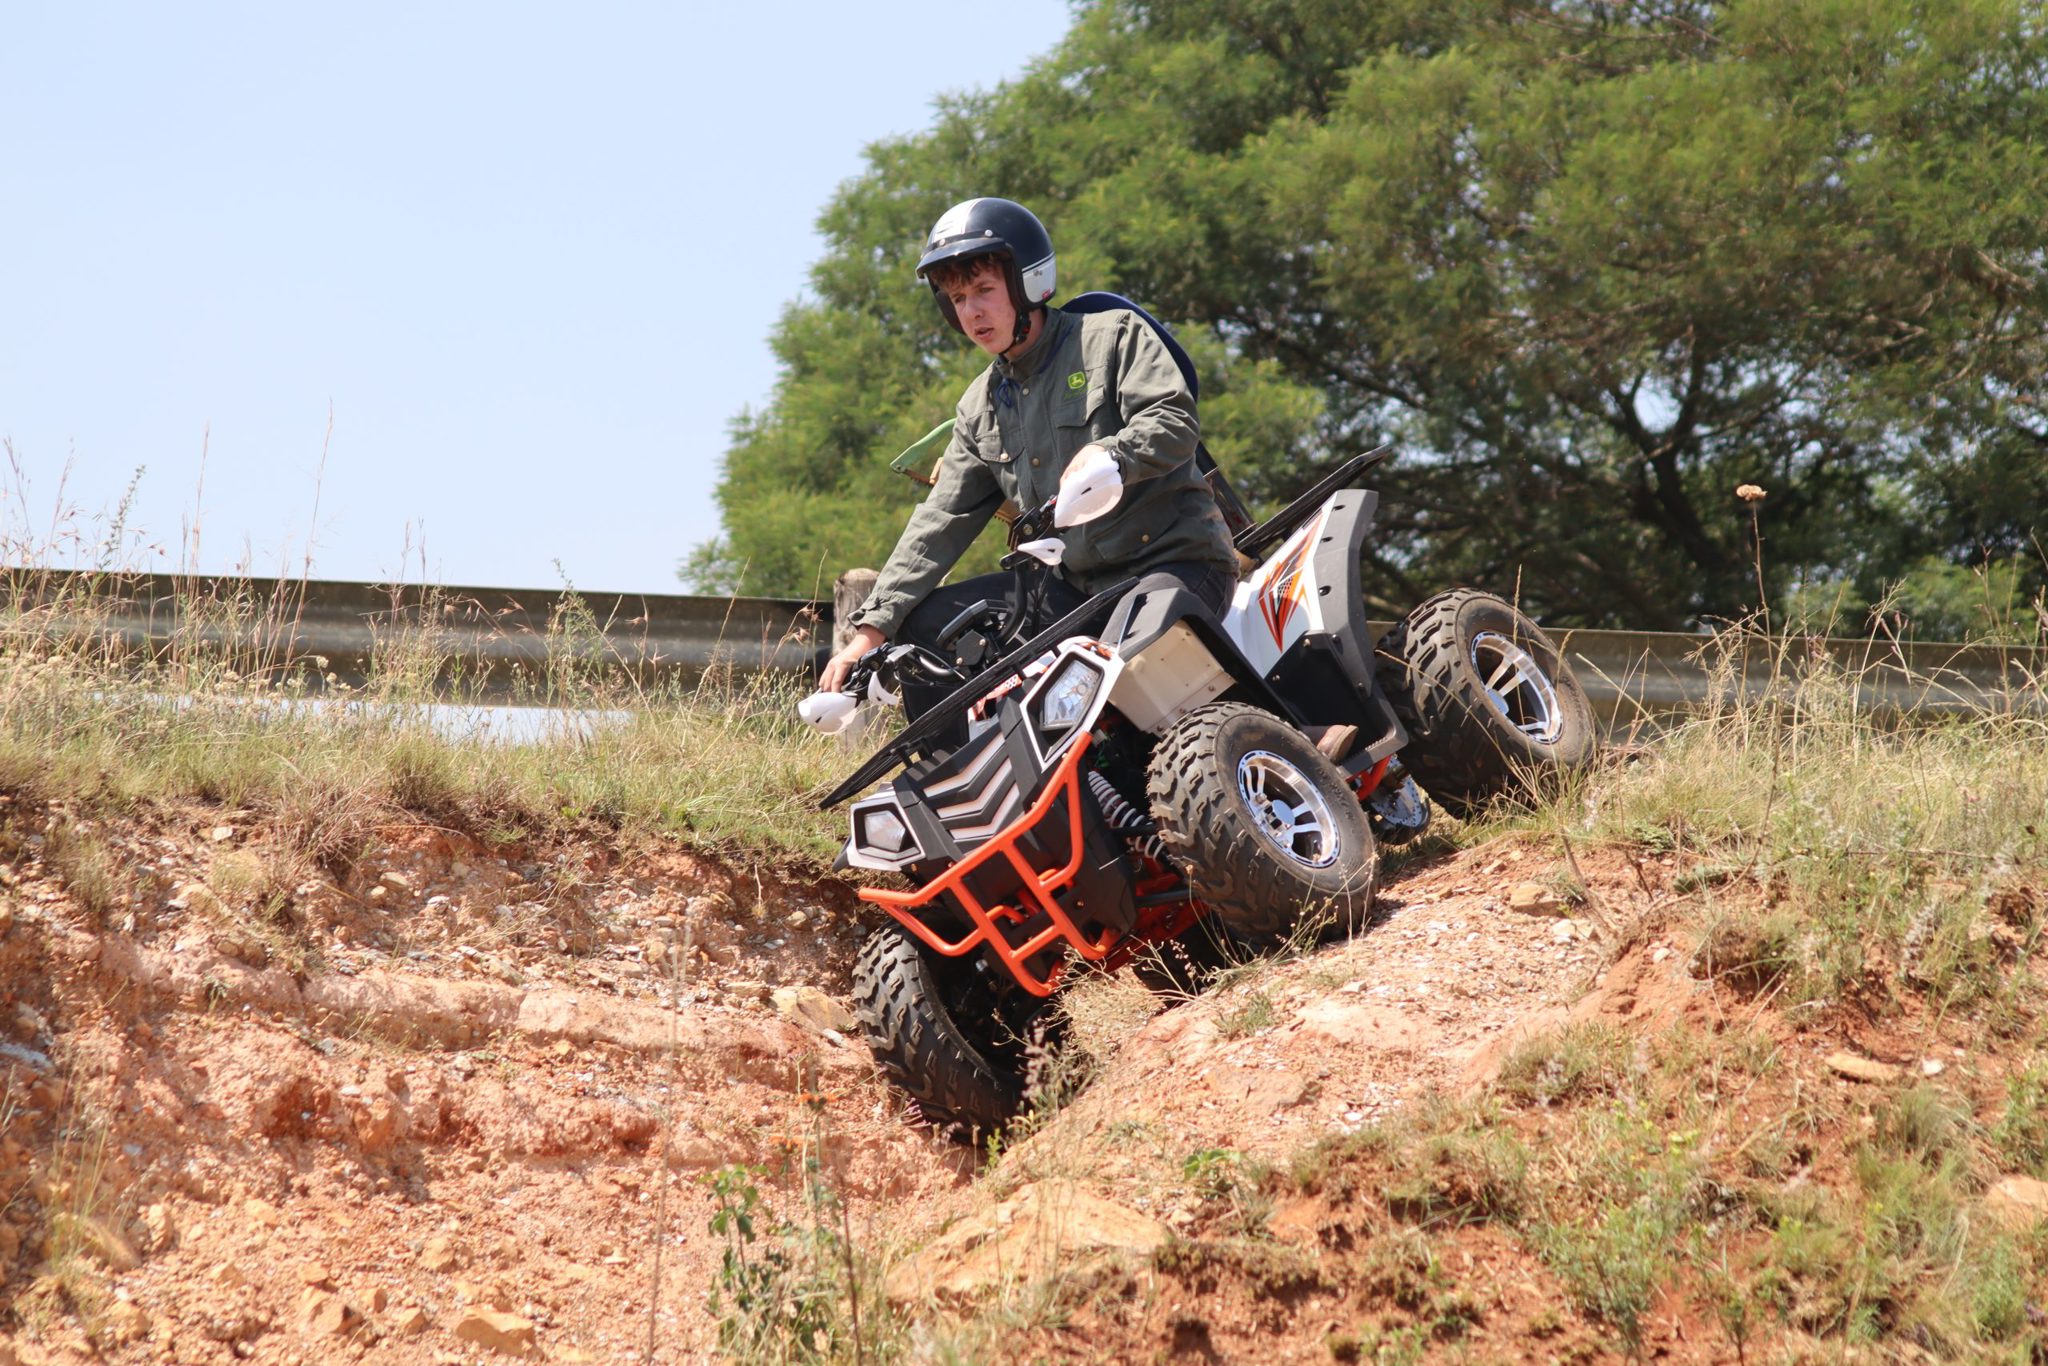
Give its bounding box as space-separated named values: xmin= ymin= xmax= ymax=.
xmin=1008 ymin=494 xmax=1059 ymax=551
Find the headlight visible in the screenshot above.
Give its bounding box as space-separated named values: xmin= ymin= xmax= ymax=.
xmin=859 ymin=807 xmax=911 ymax=855
xmin=1037 ymin=658 xmax=1103 ymax=733
xmin=847 ymin=797 xmax=923 ymax=871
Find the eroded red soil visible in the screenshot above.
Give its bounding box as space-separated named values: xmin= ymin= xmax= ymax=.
xmin=0 ymin=805 xmax=2037 ymax=1363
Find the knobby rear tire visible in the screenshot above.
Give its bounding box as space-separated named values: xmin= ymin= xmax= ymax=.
xmin=1377 ymin=589 xmax=1596 ymax=817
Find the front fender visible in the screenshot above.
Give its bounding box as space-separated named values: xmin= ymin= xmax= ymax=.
xmin=1100 ymin=578 xmax=1303 ymax=733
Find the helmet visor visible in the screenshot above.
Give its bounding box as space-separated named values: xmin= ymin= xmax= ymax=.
xmin=915 ymin=237 xmax=1013 ymax=281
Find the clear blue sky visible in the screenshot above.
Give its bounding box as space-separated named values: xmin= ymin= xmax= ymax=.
xmin=1 ymin=3 xmax=1074 ymax=592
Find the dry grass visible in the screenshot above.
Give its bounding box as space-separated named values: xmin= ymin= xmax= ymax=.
xmin=9 ymin=1067 xmax=125 ymax=1344
xmin=1057 ymin=969 xmax=1160 ymax=1062
xmin=1502 ymin=627 xmax=2048 ymax=1011
xmin=13 ymin=485 xmax=2048 ymax=1360
xmin=0 ymin=566 xmax=848 ymax=872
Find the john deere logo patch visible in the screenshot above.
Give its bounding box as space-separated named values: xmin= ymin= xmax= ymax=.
xmin=1067 ymin=371 xmax=1087 ymax=391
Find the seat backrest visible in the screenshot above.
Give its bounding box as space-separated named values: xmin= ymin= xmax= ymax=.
xmin=1061 ymin=291 xmax=1200 ymax=402
xmin=1061 ymin=291 xmax=1257 ymax=537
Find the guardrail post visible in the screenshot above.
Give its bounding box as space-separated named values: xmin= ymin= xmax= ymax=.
xmin=833 ymin=569 xmax=882 ymax=749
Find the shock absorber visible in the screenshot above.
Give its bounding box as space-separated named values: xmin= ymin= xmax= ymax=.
xmin=1084 ymin=769 xmax=1168 ymax=864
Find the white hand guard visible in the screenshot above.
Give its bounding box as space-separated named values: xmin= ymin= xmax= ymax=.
xmin=1016 ymin=537 xmax=1066 ymax=566
xmin=797 ymin=691 xmax=858 ymax=734
xmin=1054 ymin=444 xmax=1123 ymax=528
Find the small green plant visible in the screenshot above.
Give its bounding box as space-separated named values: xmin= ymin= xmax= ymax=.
xmin=1701 ymin=1261 xmax=1756 ymax=1363
xmin=703 ymin=1099 xmax=896 ymax=1365
xmin=1992 ymin=1059 xmax=2048 ymax=1176
xmin=1213 ymin=988 xmax=1276 ymax=1039
xmin=1496 ymin=1023 xmax=1633 ymax=1105
xmin=1182 ymin=1147 xmax=1274 ymax=1237
xmin=706 ymin=1163 xmax=848 ymax=1362
xmin=1969 ymin=1237 xmax=2032 ymax=1340
xmin=1182 ymin=1147 xmax=1236 ymax=1191
xmin=1384 ymin=1122 xmax=1529 ymax=1226
xmin=1532 ymin=1197 xmax=1674 ymax=1354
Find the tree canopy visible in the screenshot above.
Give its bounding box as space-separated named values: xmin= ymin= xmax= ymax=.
xmin=690 ymin=0 xmax=2048 ymax=638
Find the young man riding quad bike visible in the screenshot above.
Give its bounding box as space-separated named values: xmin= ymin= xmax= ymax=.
xmin=818 ymin=197 xmax=1241 ymax=722
xmin=805 ymin=198 xmax=1597 ymax=1139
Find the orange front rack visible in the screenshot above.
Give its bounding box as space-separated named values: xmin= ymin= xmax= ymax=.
xmin=859 ymin=732 xmax=1121 ymax=997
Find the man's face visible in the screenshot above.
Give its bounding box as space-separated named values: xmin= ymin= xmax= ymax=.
xmin=944 ymin=261 xmax=1018 ymax=358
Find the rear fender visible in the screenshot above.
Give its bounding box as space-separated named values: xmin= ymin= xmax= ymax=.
xmin=1223 ymin=490 xmax=1408 ymax=771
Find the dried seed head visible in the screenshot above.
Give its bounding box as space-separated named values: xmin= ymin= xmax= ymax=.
xmin=1736 ymin=483 xmax=1767 ymax=503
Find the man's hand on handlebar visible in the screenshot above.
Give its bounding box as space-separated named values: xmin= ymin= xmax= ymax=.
xmin=820 ymin=625 xmax=888 ymax=694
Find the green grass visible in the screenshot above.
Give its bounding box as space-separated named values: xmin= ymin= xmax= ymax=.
xmin=1212 ymin=987 xmax=1277 ymax=1039
xmin=1279 ymin=1028 xmax=2048 ymax=1360
xmin=1505 ymin=630 xmax=2048 ymax=1014
xmin=1992 ymin=1059 xmax=2048 ymax=1177
xmin=1495 ymin=1022 xmax=1636 ymax=1106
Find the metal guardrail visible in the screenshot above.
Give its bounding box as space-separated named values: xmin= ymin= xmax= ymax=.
xmin=6 ymin=570 xmax=825 ymax=690
xmin=1542 ymin=626 xmax=2044 ymax=725
xmin=7 ymin=569 xmax=2041 ymax=719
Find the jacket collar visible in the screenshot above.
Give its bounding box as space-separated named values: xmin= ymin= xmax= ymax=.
xmin=994 ymin=306 xmax=1069 ymax=383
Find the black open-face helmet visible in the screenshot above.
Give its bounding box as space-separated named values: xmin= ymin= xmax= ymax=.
xmin=916 ymin=198 xmax=1057 ymax=348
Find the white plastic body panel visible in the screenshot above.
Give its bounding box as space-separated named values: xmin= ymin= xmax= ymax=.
xmin=1107 ymin=620 xmax=1233 ymax=733
xmin=1219 ymin=506 xmax=1333 ymax=676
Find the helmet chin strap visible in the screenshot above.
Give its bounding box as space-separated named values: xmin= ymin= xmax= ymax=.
xmin=1008 ymin=300 xmax=1043 ymax=354
xmin=1009 ymin=260 xmax=1035 ymax=349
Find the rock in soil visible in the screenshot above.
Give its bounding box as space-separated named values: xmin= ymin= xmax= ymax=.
xmin=454 ymin=1305 xmax=538 ymax=1357
xmin=1825 ymin=1050 xmax=1902 ymax=1083
xmin=1988 ymin=1175 xmax=2048 ymax=1226
xmin=1508 ymin=882 xmax=1565 ymax=915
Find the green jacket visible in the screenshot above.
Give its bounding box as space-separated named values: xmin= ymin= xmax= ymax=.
xmin=849 ymin=305 xmax=1238 ymax=639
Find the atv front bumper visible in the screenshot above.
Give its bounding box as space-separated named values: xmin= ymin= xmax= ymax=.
xmin=861 ymin=728 xmax=1121 ymax=995
xmin=854 ymin=693 xmax=1201 ymax=996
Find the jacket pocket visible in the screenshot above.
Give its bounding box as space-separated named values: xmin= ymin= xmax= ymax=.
xmin=970 ymin=420 xmax=1012 ymax=465
xmin=1053 ymin=388 xmax=1090 ymax=429
xmin=1055 ymin=385 xmax=1116 ymax=444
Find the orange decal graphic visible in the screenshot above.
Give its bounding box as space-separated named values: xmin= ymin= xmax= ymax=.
xmin=1257 ymin=513 xmax=1325 ymax=648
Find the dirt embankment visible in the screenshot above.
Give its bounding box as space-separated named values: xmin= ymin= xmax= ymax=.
xmin=1 ymin=799 xmax=2041 ymax=1363
xmin=0 ymin=803 xmax=972 ymax=1363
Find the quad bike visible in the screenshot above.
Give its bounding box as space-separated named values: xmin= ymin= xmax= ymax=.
xmin=800 ymin=303 xmax=1596 ymax=1139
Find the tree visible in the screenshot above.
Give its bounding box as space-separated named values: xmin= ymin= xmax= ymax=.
xmin=691 ymin=0 xmax=2047 ymax=637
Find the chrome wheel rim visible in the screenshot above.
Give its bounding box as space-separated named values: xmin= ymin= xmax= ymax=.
xmin=1236 ymin=750 xmax=1340 ymax=869
xmin=1470 ymin=631 xmax=1563 ymax=743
